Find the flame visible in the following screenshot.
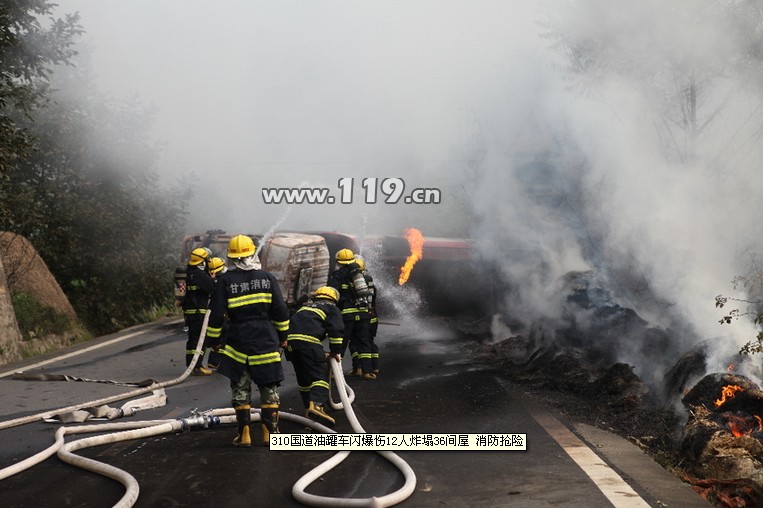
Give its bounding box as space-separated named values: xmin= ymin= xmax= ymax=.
xmin=726 ymin=413 xmax=762 ymax=437
xmin=398 ymin=228 xmax=424 ymax=285
xmin=714 ymin=384 xmax=744 ymax=408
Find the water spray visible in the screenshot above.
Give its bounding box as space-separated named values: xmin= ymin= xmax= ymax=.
xmin=255 ymin=180 xmax=312 ymax=258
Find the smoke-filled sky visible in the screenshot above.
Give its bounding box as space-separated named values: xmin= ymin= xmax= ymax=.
xmin=57 ymin=0 xmax=551 ymax=236
xmin=53 ymin=1 xmax=762 ymax=381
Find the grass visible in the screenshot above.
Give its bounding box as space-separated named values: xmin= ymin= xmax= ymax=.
xmin=11 ymin=291 xmax=79 ymax=340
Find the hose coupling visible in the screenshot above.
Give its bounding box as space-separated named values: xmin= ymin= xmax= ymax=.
xmin=178 ymin=414 xmax=221 ymax=431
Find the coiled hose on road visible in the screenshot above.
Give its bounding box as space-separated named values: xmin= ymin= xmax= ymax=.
xmin=0 ymin=315 xmax=417 ymax=507
xmin=290 ymin=358 xmax=417 ymax=508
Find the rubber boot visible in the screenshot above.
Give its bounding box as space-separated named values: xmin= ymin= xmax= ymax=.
xmin=306 ymin=401 xmax=335 ymax=428
xmin=233 ymin=404 xmax=252 ymax=447
xmin=347 ymin=367 xmax=362 ymax=377
xmin=260 ymin=403 xmax=280 ymax=445
xmin=362 ymin=371 xmax=377 ymax=380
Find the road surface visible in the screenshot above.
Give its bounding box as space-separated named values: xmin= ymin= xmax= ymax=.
xmin=0 ymin=315 xmax=708 ymax=507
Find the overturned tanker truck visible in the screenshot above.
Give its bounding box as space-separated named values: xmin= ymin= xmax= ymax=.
xmin=175 ymin=230 xmax=330 ymax=310
xmin=175 ymin=229 xmax=492 ymax=316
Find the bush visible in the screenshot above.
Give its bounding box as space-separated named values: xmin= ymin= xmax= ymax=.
xmin=11 ymin=291 xmax=76 ymax=340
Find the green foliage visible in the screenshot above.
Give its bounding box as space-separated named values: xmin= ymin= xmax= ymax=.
xmin=0 ymin=3 xmax=191 ymax=336
xmin=11 ymin=291 xmax=74 ymax=339
xmin=0 ymin=1 xmax=82 ymax=220
xmin=716 ymin=273 xmax=763 ymax=356
xmin=11 ymin=78 xmax=190 ymax=333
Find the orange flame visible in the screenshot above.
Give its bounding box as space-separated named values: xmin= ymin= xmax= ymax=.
xmin=398 ymin=228 xmax=424 ymax=285
xmin=726 ymin=413 xmax=762 ymax=437
xmin=714 ymin=385 xmax=744 ymax=408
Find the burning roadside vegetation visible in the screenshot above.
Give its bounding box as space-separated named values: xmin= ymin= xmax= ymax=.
xmin=456 ymin=270 xmax=763 ymax=508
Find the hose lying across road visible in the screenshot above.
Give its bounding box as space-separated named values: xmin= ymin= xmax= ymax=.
xmin=0 ymin=317 xmax=417 ymax=507
xmin=0 ymin=311 xmax=213 ymax=431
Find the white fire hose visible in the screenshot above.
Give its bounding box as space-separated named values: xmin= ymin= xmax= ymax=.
xmin=0 ymin=316 xmax=417 ymax=507
xmin=0 ymin=310 xmax=213 ymax=431
xmin=290 ymin=357 xmax=417 ymax=507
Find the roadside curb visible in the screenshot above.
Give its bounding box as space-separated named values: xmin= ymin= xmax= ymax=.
xmin=573 ymin=422 xmax=710 ymax=507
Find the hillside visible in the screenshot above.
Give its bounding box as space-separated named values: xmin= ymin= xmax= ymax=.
xmin=0 ymin=232 xmax=83 ymax=365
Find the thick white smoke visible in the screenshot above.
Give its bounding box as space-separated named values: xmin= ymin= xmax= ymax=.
xmin=465 ymin=0 xmax=762 ymax=386
xmin=57 ymin=0 xmax=761 ymax=386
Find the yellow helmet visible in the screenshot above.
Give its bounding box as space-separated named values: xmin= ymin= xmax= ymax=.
xmin=355 ymin=256 xmax=366 ymax=271
xmin=189 ymin=247 xmax=210 ymax=266
xmin=208 ymin=257 xmax=226 ymax=275
xmin=228 ymin=234 xmax=256 ymax=258
xmin=314 ymin=286 xmax=339 ymax=302
xmin=336 ymin=248 xmax=355 ymax=264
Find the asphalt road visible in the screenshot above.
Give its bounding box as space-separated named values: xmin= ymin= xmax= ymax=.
xmin=0 ymin=315 xmax=709 ymax=507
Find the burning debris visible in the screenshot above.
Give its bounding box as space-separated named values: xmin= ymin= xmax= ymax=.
xmin=468 ymin=269 xmax=763 ymax=507
xmin=680 ymin=373 xmax=763 ymax=507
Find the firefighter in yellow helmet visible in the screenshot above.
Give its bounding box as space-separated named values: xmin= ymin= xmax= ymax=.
xmin=285 ymin=286 xmax=344 ymax=427
xmin=205 ymin=257 xmax=227 ymax=370
xmin=356 ymin=256 xmax=380 ymax=375
xmin=183 ymin=247 xmax=215 ymax=376
xmin=206 ymin=234 xmax=290 ymax=446
xmin=208 ymin=256 xmax=227 ymax=276
xmin=327 ymin=248 xmax=374 ymax=379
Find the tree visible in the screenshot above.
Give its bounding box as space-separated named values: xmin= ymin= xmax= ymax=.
xmin=716 ymin=271 xmax=763 ymax=356
xmin=10 ymin=59 xmax=190 ymax=334
xmin=0 ymin=1 xmax=82 ymax=223
xmin=0 ymin=3 xmax=191 ymax=335
xmin=540 ymin=0 xmax=762 ymax=164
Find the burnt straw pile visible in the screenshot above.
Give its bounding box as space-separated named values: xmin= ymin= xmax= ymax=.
xmin=463 ymin=270 xmax=762 ymax=508
xmin=679 ymin=373 xmax=762 ymax=506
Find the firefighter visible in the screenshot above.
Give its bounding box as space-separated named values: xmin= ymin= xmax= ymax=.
xmin=206 ymin=257 xmax=227 ymax=370
xmin=206 ymin=235 xmax=290 ymax=446
xmin=286 ymin=286 xmax=344 ymax=427
xmin=183 ymin=247 xmax=215 ymax=376
xmin=356 ymin=256 xmax=380 ymax=375
xmin=327 ymin=248 xmax=374 ymax=379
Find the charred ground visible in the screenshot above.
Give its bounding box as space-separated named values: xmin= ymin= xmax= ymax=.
xmin=450 ymin=309 xmax=762 ymax=508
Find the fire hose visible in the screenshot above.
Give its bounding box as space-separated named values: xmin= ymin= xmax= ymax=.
xmin=290 ymin=357 xmax=417 ymax=507
xmin=0 ymin=310 xmax=215 ymax=481
xmin=10 ymin=372 xmax=156 ymax=387
xmin=0 ymin=310 xmax=213 ymax=431
xmin=0 ymin=315 xmax=418 ymax=507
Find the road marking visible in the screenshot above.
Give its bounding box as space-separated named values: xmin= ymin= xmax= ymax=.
xmin=531 ymin=412 xmax=651 ymax=508
xmin=0 ymin=330 xmax=148 ymax=378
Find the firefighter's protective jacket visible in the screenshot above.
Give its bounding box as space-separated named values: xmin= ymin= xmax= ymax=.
xmin=328 ymin=263 xmax=371 ymax=321
xmin=207 ymin=267 xmax=290 ymax=385
xmin=363 ymin=271 xmax=378 ymax=327
xmin=287 ymin=300 xmax=344 ymax=355
xmin=182 ymin=265 xmax=215 ymax=320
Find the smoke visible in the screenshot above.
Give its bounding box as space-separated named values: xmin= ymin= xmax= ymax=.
xmin=463 ymin=0 xmax=762 ymax=386
xmin=56 ymin=1 xmax=761 ymax=385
